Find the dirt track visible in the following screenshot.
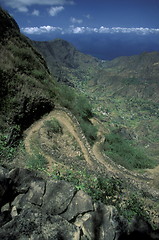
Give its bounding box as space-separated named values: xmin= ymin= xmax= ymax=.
xmin=24 ymin=109 xmax=94 ymax=170
xmin=24 ymin=108 xmax=159 ymax=200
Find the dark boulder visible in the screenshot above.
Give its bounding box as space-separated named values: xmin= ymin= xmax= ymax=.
xmin=0 ymin=166 xmax=158 ymax=240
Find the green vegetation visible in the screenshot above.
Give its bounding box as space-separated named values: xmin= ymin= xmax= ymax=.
xmin=51 ymin=167 xmax=122 ymax=205
xmin=119 ymin=193 xmax=150 ymax=222
xmin=44 ymin=118 xmax=62 ymax=135
xmin=26 ymin=152 xmax=48 ymax=170
xmin=57 ymin=85 xmax=97 ymax=145
xmin=0 ymin=8 xmax=158 ymax=228
xmin=49 ymin=167 xmax=149 ymax=222
xmin=102 ymin=132 xmax=156 ymax=170
xmin=0 ymin=133 xmax=17 ymax=163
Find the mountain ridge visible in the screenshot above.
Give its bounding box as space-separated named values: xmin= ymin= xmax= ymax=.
xmin=33 ymin=39 xmax=159 ymax=101
xmin=1 ymin=7 xmax=159 ymax=236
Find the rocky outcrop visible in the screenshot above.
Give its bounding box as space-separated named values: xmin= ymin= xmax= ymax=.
xmin=0 ymin=167 xmax=158 ymax=240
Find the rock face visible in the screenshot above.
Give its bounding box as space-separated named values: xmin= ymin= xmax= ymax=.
xmin=0 ymin=167 xmax=158 ymax=240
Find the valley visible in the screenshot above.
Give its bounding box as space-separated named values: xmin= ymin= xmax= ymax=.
xmin=0 ymin=7 xmax=159 ymax=239
xmin=34 ymin=39 xmax=159 ymax=167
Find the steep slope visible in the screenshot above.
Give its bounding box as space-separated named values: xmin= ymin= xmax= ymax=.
xmin=90 ymin=51 xmax=159 ymax=102
xmin=0 ymin=8 xmax=97 ymax=164
xmin=0 ymin=8 xmax=57 ymax=141
xmin=33 ymin=39 xmax=159 ymax=101
xmin=33 ymin=39 xmax=100 ymax=86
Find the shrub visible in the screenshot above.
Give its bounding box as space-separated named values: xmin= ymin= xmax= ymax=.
xmin=31 ymin=69 xmax=46 ymax=80
xmin=44 ymin=118 xmax=62 ymax=135
xmin=57 ymin=84 xmax=97 ymax=144
xmin=79 ymin=118 xmax=97 ymax=145
xmin=27 ymin=152 xmax=48 ymax=170
xmin=102 ymin=132 xmax=156 ymax=170
xmin=0 ymin=133 xmax=17 ymax=162
xmin=120 ymin=193 xmax=149 ymax=221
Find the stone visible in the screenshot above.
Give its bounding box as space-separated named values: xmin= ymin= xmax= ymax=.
xmin=0 ymin=167 xmax=14 ymax=209
xmin=61 ymin=190 xmax=94 ymax=221
xmin=11 ymin=206 xmax=18 ymax=218
xmin=80 ymin=203 xmax=121 ymax=240
xmin=43 ymin=180 xmax=76 ymax=215
xmin=0 ymin=167 xmax=158 ymax=239
xmin=8 ymin=168 xmax=44 ymax=194
xmin=23 ymin=179 xmax=46 ymax=206
xmin=0 ymin=208 xmax=80 ymax=240
xmin=41 ymin=214 xmax=80 ymax=240
xmin=1 ymin=203 xmax=10 ymax=212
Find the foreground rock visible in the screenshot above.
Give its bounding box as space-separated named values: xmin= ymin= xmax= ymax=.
xmin=0 ymin=167 xmax=158 ymax=240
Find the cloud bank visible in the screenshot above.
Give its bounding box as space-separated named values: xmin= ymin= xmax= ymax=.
xmin=21 ymin=25 xmax=159 ymax=35
xmin=22 ymin=26 xmax=62 ymax=34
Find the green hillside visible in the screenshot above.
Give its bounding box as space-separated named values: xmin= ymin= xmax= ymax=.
xmin=1 ymin=7 xmax=159 ymax=229
xmin=0 ymin=8 xmax=57 ymax=134
xmin=0 ymin=8 xmax=97 ymax=164
xmin=34 ymin=39 xmax=159 ymax=164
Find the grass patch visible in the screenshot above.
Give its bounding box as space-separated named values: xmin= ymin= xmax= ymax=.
xmin=102 ymin=132 xmax=156 ymax=170
xmin=26 ymin=152 xmax=48 ymax=170
xmin=0 ymin=133 xmax=17 ymax=163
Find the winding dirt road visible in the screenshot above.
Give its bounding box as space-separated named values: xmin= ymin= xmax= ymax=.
xmin=24 ymin=109 xmax=95 ymax=170
xmin=24 ymin=108 xmax=159 ymax=201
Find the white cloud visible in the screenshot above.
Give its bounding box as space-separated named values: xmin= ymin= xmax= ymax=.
xmin=32 ymin=9 xmax=40 ymax=16
xmin=48 ymin=6 xmax=64 ymax=16
xmin=70 ymin=17 xmax=83 ymax=24
xmin=67 ymin=26 xmax=159 ymax=35
xmin=21 ymin=25 xmax=159 ymax=36
xmin=2 ymin=0 xmax=74 ymax=12
xmin=71 ymin=26 xmax=85 ymax=34
xmin=21 ymin=25 xmax=62 ymax=34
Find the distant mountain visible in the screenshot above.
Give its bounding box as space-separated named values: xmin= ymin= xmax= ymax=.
xmin=33 ymin=39 xmax=100 ymax=86
xmin=34 ymin=39 xmax=159 ymax=102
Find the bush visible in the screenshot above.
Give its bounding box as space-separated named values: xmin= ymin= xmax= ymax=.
xmin=79 ymin=118 xmax=97 ymax=145
xmin=102 ymin=132 xmax=156 ymax=170
xmin=120 ymin=193 xmax=149 ymax=221
xmin=57 ymin=84 xmax=97 ymax=144
xmin=27 ymin=152 xmax=48 ymax=170
xmin=0 ymin=134 xmax=17 ymax=162
xmin=44 ymin=118 xmax=62 ymax=135
xmin=31 ymin=69 xmax=46 ymax=80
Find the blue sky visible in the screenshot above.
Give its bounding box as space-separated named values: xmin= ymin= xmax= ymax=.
xmin=1 ymin=0 xmax=159 ymax=59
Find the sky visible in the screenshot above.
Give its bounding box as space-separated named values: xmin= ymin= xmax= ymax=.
xmin=1 ymin=0 xmax=159 ymax=59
